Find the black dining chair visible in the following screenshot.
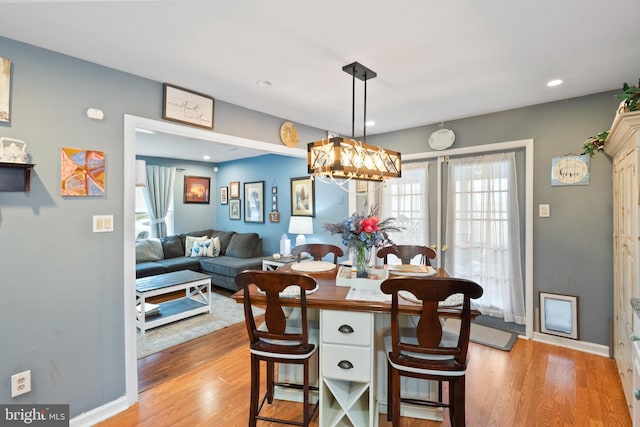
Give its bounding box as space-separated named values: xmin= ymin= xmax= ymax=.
xmin=380 ymin=276 xmax=483 ymax=427
xmin=377 ymin=244 xmax=436 ymax=266
xmin=236 ymin=270 xmax=320 ymax=427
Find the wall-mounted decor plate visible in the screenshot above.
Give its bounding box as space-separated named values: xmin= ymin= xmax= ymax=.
xmin=280 ymin=121 xmax=299 ymax=147
xmin=429 ymin=128 xmax=455 ymax=150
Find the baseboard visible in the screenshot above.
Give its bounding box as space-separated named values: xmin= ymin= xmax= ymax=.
xmin=70 ymin=395 xmax=131 ymax=427
xmin=532 ymin=332 xmax=610 ymax=357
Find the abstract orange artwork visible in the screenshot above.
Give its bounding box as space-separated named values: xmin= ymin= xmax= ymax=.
xmin=61 ymin=147 xmax=105 ymax=196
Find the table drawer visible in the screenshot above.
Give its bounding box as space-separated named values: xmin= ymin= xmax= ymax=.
xmin=322 ymin=310 xmax=372 ymax=346
xmin=322 ymin=343 xmax=371 ymax=382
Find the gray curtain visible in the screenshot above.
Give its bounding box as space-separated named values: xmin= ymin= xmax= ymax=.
xmin=143 ymin=165 xmax=176 ymax=238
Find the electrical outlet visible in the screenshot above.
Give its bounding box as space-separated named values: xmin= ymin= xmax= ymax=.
xmin=11 ymin=370 xmax=31 ymax=397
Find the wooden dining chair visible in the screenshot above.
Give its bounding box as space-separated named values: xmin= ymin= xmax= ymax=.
xmin=380 ymin=276 xmax=483 ymax=427
xmin=377 ymin=244 xmax=437 ymax=265
xmin=292 ymin=243 xmax=344 ymax=263
xmin=236 ymin=270 xmax=320 ymax=427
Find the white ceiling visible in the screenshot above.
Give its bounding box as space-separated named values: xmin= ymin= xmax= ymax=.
xmin=2 ymin=0 xmax=640 ymax=162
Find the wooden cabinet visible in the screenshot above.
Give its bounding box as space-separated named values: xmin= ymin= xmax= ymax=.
xmin=0 ymin=162 xmax=35 ymax=191
xmin=320 ymin=309 xmax=375 ymax=427
xmin=606 ymin=111 xmax=640 ymax=417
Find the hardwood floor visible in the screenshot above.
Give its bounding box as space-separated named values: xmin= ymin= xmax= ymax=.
xmin=99 ymin=318 xmax=632 ymax=427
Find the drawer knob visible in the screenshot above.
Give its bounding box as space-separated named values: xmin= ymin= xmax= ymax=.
xmin=338 ymin=324 xmax=354 ymax=334
xmin=631 ymin=335 xmax=640 ymax=342
xmin=337 ymin=360 xmax=353 ymax=370
xmin=635 ymin=389 xmax=640 ymax=401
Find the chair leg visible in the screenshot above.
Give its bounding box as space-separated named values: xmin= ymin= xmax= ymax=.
xmin=449 ymin=377 xmax=466 ymax=427
xmin=386 ymin=361 xmax=392 ymax=422
xmin=266 ymin=360 xmax=274 ymax=404
xmin=390 ymin=368 xmax=401 ymax=427
xmin=249 ymin=355 xmax=260 ymax=427
xmin=303 ymin=359 xmax=310 ymax=426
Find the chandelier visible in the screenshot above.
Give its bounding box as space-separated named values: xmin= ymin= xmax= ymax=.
xmin=307 ymin=62 xmax=401 ymax=183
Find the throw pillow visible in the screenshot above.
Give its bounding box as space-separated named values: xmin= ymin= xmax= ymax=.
xmin=160 ymin=235 xmax=184 ymax=259
xmin=184 ymin=235 xmax=209 ymax=257
xmin=225 ymin=233 xmax=259 ymax=258
xmin=135 ymin=238 xmax=164 ymax=263
xmin=190 ymin=237 xmax=221 ymax=258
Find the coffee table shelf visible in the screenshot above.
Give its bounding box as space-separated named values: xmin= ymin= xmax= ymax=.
xmin=136 ymin=270 xmax=211 ymax=333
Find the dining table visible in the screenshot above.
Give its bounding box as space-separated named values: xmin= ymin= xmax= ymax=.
xmin=231 ymin=261 xmax=470 ymax=426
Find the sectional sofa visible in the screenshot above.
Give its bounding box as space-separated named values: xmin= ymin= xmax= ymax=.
xmin=135 ymin=228 xmax=264 ymax=291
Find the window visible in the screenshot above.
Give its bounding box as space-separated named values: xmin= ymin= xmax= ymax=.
xmin=135 ymin=186 xmax=174 ymax=238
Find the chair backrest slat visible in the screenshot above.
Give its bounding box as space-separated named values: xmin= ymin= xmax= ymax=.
xmin=292 ymin=243 xmax=344 ymax=263
xmin=381 ymin=277 xmax=483 ymax=367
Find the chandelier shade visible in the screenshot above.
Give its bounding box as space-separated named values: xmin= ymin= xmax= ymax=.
xmin=307 ymin=137 xmax=401 ymax=182
xmin=307 ymin=61 xmax=401 ymax=183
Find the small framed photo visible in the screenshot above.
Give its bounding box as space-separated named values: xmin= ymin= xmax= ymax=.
xmin=229 ymin=199 xmax=241 ymax=220
xmin=539 ymin=292 xmax=578 ymax=340
xmin=220 ymin=187 xmax=228 ymax=205
xmin=290 ymin=176 xmax=315 ymax=217
xmin=162 ymin=83 xmax=214 ymax=130
xmin=229 ymin=181 xmax=240 ymax=198
xmin=184 ymin=176 xmax=210 ymax=204
xmin=244 ymin=181 xmax=265 ymax=223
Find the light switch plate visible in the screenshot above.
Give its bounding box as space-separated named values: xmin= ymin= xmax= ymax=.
xmin=93 ymin=215 xmax=114 ymax=232
xmin=539 ymin=204 xmax=550 ymax=218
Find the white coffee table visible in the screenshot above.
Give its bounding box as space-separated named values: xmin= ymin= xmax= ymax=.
xmin=135 ymin=270 xmax=211 ymax=333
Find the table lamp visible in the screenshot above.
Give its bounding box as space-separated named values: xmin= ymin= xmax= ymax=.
xmin=288 ymin=216 xmax=313 ymax=247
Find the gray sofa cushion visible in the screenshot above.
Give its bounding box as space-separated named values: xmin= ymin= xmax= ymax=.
xmin=136 ymin=238 xmax=164 ymax=263
xmin=210 ymin=230 xmax=235 ymax=255
xmin=156 ymin=256 xmax=201 ymax=273
xmin=225 ymin=233 xmax=259 ymax=258
xmin=199 ymin=255 xmax=263 ymax=278
xmin=160 ymin=235 xmax=184 ymax=259
xmin=136 ymin=262 xmax=166 ymax=278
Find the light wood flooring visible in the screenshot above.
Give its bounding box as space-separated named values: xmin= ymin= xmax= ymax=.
xmin=100 ymin=292 xmax=632 ymax=427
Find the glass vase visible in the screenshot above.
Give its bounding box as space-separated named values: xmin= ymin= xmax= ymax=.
xmin=354 ymin=244 xmax=371 ymax=278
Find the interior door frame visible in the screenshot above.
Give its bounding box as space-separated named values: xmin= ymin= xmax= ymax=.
xmin=122 ymin=115 xmax=307 ymax=407
xmin=403 ymin=138 xmax=534 ymax=338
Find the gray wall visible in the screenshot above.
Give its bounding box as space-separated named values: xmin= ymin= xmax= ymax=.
xmin=0 ymin=33 xmax=619 ymax=418
xmin=367 ymin=91 xmax=617 ymax=345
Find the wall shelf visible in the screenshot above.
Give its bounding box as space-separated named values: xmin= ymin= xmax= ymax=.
xmin=0 ymin=162 xmax=35 ymax=192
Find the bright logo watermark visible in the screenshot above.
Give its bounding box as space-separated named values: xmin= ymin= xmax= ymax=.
xmin=1 ymin=405 xmax=68 ymax=426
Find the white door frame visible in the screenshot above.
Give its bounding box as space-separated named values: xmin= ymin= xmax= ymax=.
xmin=122 ymin=115 xmax=306 ymax=406
xmin=403 ymin=138 xmax=534 ymax=338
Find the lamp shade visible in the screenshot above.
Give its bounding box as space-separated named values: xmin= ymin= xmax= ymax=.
xmin=135 ymin=159 xmax=146 ymax=187
xmin=289 ymin=216 xmax=313 ymax=247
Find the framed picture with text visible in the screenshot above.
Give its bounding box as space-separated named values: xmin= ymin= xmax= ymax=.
xmin=162 ymin=83 xmax=214 ymax=130
xmin=220 ymin=186 xmax=228 ymax=205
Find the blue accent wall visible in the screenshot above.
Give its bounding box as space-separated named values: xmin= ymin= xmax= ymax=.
xmin=216 ymin=154 xmax=348 ymax=256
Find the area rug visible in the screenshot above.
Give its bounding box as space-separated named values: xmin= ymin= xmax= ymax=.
xmin=443 ymin=318 xmax=519 ymax=351
xmin=137 ymin=293 xmax=263 ymax=359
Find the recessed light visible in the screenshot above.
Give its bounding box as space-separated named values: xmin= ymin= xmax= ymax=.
xmin=365 ymin=120 xmax=375 ymax=127
xmin=256 ymin=80 xmax=273 ymax=88
xmin=547 ymin=79 xmax=563 ymax=87
xmin=203 ymin=155 xmax=210 ymax=160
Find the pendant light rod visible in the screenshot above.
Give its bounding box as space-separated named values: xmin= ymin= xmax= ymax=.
xmin=342 ymin=62 xmax=377 ymax=141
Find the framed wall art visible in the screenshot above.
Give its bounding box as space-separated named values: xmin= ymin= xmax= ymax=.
xmin=184 ymin=175 xmax=210 ymax=204
xmin=290 ymin=176 xmax=315 ymax=217
xmin=229 ymin=181 xmax=240 ymax=198
xmin=162 ymin=83 xmax=214 ymax=130
xmin=244 ymin=181 xmax=264 ymax=223
xmin=60 ymin=147 xmax=105 ymax=197
xmin=220 ymin=186 xmax=228 ymax=205
xmin=0 ymin=56 xmax=10 ymax=122
xmin=229 ymin=199 xmax=241 ymax=220
xmin=551 ymin=155 xmax=590 ymax=186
